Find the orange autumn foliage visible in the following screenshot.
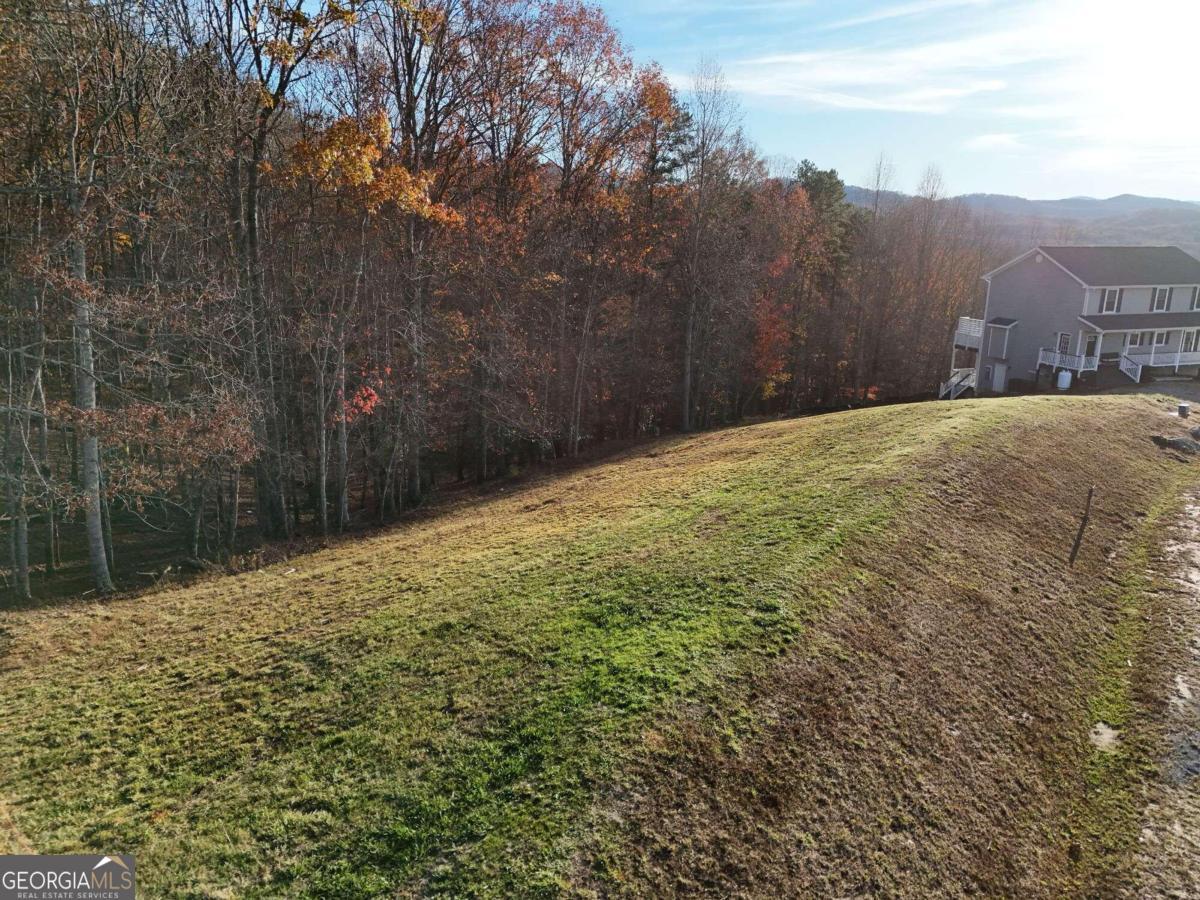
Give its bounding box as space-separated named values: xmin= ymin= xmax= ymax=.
xmin=287 ymin=110 xmax=461 ymax=224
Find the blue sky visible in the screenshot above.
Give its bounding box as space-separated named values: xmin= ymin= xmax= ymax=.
xmin=599 ymin=0 xmax=1200 ymax=200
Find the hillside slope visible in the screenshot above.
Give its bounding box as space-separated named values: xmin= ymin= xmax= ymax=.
xmin=844 ymin=186 xmax=1200 ymax=255
xmin=0 ymin=395 xmax=1197 ymax=896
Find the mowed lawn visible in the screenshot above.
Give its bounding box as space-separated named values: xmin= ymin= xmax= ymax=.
xmin=0 ymin=395 xmax=1192 ymax=896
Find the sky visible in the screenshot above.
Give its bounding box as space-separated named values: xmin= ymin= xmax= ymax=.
xmin=599 ymin=0 xmax=1200 ymax=200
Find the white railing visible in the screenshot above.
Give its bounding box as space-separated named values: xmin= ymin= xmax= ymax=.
xmin=1124 ymin=348 xmax=1200 ymax=370
xmin=953 ymin=317 xmax=984 ymax=349
xmin=938 ymin=367 xmax=975 ymax=399
xmin=1119 ymin=354 xmax=1143 ymax=383
xmin=1038 ymin=348 xmax=1100 ymax=372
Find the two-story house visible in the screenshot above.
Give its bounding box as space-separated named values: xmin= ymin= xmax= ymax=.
xmin=940 ymin=245 xmax=1200 ymax=398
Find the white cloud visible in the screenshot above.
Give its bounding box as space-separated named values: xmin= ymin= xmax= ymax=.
xmin=1025 ymin=0 xmax=1200 ymax=187
xmin=821 ymin=0 xmax=994 ymax=31
xmin=964 ymin=133 xmax=1026 ymax=151
xmin=722 ymin=27 xmax=1042 ymax=113
xmin=716 ymin=0 xmax=1200 ymax=192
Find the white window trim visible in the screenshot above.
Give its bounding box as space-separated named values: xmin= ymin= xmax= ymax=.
xmin=1152 ymin=287 xmax=1171 ymax=312
xmin=1100 ymin=287 xmax=1122 ymax=314
xmin=1190 ymin=286 xmax=1200 ymax=311
xmin=1155 ymin=331 xmax=1170 ymax=346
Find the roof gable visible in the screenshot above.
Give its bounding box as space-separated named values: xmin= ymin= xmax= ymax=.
xmin=1039 ymin=246 xmax=1200 ymax=286
xmin=981 ymin=247 xmax=1086 ymax=285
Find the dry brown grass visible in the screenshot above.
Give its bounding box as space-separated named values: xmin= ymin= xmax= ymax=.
xmin=581 ymin=394 xmax=1200 ymax=898
xmin=0 ymin=393 xmax=1196 ymax=897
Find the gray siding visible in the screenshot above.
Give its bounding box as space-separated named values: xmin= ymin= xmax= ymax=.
xmin=1100 ymin=332 xmax=1126 ymax=355
xmin=976 ymin=254 xmax=1085 ymax=392
xmin=1101 ymin=324 xmax=1200 ymax=362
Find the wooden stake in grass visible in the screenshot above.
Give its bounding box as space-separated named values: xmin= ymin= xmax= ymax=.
xmin=1069 ymin=486 xmax=1095 ymax=567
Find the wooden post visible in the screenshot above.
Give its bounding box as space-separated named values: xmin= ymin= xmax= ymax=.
xmin=1069 ymin=486 xmax=1094 ymax=567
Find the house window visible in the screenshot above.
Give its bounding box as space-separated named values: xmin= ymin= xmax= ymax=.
xmin=1152 ymin=287 xmax=1171 ymax=312
xmin=1055 ymin=332 xmax=1071 ymax=354
xmin=1155 ymin=331 xmax=1169 ymax=346
xmin=1100 ymin=288 xmax=1122 ymax=313
xmin=1184 ymin=330 xmax=1199 ymax=353
xmin=1127 ymin=332 xmax=1149 ymax=348
xmin=987 ymin=326 xmax=1008 ymax=358
xmin=1191 ymin=287 xmax=1200 ymax=311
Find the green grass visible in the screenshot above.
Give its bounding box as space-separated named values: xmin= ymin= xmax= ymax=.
xmin=1066 ymin=489 xmax=1184 ymax=893
xmin=0 ymin=395 xmax=1192 ymax=896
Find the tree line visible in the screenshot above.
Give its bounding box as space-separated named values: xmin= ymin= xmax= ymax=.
xmin=1 ymin=0 xmax=1006 ymax=600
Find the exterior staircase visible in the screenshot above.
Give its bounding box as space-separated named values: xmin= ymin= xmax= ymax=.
xmin=939 ymin=367 xmax=975 ymax=400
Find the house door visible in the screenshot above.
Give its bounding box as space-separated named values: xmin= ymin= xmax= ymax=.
xmin=1056 ymin=332 xmax=1071 ymax=354
xmin=991 ymin=363 xmax=1007 ymax=392
xmin=1084 ymin=334 xmax=1098 ymax=358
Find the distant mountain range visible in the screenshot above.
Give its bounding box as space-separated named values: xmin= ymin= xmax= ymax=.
xmin=844 ymin=188 xmax=1200 ymax=255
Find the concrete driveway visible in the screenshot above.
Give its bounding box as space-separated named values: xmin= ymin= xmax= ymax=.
xmin=1100 ymin=377 xmax=1200 ymax=407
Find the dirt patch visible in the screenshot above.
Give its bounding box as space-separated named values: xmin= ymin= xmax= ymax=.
xmin=1090 ymin=722 xmax=1121 ymax=752
xmin=1166 ymin=732 xmax=1200 ymax=784
xmin=1131 ymin=499 xmax=1200 ymax=898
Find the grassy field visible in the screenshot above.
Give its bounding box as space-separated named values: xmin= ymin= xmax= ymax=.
xmin=0 ymin=394 xmax=1196 ymax=896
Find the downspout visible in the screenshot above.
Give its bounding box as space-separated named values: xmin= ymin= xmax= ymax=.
xmin=977 ymin=277 xmax=992 ymax=393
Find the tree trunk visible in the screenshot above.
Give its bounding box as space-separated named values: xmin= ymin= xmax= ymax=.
xmin=406 ymin=221 xmax=426 ymax=507
xmin=242 ymin=129 xmax=288 ymax=540
xmin=71 ymin=227 xmax=115 ymax=594
xmin=475 ymin=405 xmax=488 ymax=484
xmin=315 ymin=369 xmax=329 ymax=537
xmin=681 ymin=292 xmax=697 ymax=432
xmin=225 ymin=466 xmax=239 ymax=557
xmin=189 ymin=481 xmax=205 ymax=559
xmin=35 ymin=379 xmax=56 ymax=574
xmin=101 ymin=474 xmax=114 ymax=573
xmin=336 ymin=343 xmax=349 ymax=532
xmin=13 ymin=507 xmax=30 ymax=602
xmin=5 ymin=477 xmax=30 ymax=603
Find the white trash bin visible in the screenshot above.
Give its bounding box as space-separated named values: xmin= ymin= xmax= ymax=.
xmin=1056 ymin=369 xmax=1072 ymax=391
